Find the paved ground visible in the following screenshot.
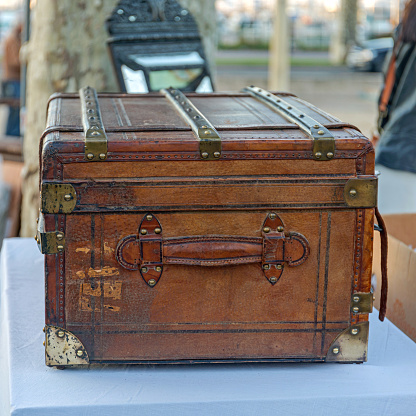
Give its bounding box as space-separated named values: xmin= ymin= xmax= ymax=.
xmin=215 ymin=50 xmax=382 ymax=138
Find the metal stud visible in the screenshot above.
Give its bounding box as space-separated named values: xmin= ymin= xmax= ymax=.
xmin=148 ymin=279 xmax=156 ymax=287
xmin=146 ymin=215 xmax=153 ymax=221
xmin=263 ymin=264 xmax=270 ymax=270
xmin=129 ymin=15 xmax=137 ymax=22
xmin=201 ymin=152 xmax=209 ymax=159
xmin=57 ymin=330 xmax=65 ymax=338
xmin=276 ymin=264 xmax=283 ymax=270
xmin=353 ymin=295 xmax=360 ymax=303
xmin=91 ymin=131 xmax=100 ymax=136
xmin=57 ymin=245 xmax=64 ymax=252
xmin=99 ymin=153 xmax=106 ymax=160
xmin=155 ymin=266 xmax=162 ymax=272
xmin=352 ymin=306 xmax=359 ymax=313
xmin=263 ymin=227 xmax=271 ymax=233
xmin=326 ymin=152 xmax=334 ymax=159
xmin=332 ymin=347 xmax=340 ymax=354
xmin=64 ymin=194 xmax=72 ymax=201
xmin=155 ymin=228 xmax=162 ymax=234
xmin=43 ymin=341 xmax=45 ymax=346
xmin=87 ymin=153 xmax=94 ymax=160
xmin=269 ymin=213 xmax=277 ymax=219
xmin=349 ymin=189 xmax=357 ymax=197
xmin=56 ymin=233 xmax=64 ymax=241
xmin=351 ymin=328 xmax=359 ymax=335
xmin=141 ymin=266 xmax=148 ymax=273
xmin=140 ymin=229 xmax=148 ymax=235
xmin=76 ymin=349 xmax=84 ymax=357
xmin=277 ymin=226 xmax=284 ymax=232
xmin=213 ymin=152 xmax=221 ymax=158
xmin=318 ymin=130 xmax=325 ymax=135
xmin=315 ymin=152 xmax=322 ymax=159
xmin=313 ymin=124 xmax=320 ymax=129
xmin=204 ymin=130 xmax=211 ymax=135
xmin=270 ymin=276 xmax=277 ymax=283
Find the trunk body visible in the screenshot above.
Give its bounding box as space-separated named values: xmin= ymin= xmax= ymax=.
xmin=39 ymin=89 xmax=375 ymax=365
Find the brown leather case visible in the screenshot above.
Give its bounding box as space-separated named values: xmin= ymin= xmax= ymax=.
xmin=38 ymin=86 xmax=377 ymax=366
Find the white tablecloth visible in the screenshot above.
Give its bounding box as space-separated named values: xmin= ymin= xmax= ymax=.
xmin=1 ymin=238 xmax=416 ymax=416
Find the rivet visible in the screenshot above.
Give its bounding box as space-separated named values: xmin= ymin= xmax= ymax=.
xmin=43 ymin=341 xmax=45 ymax=346
xmin=76 ymin=349 xmax=84 ymax=357
xmin=353 ymin=295 xmax=360 ymax=303
xmin=213 ymin=152 xmax=221 ymax=158
xmin=326 ymin=152 xmax=334 ymax=159
xmin=351 ymin=328 xmax=359 ymax=335
xmin=277 ymin=226 xmax=284 ymax=232
xmin=34 ymin=235 xmax=39 ymax=242
xmin=140 ymin=229 xmax=148 ymax=235
xmin=313 ymin=124 xmax=320 ymax=129
xmin=276 ymin=264 xmax=283 ymax=270
xmin=318 ymin=130 xmax=325 ymax=135
xmin=193 ymin=115 xmax=200 ymax=120
xmin=141 ymin=267 xmax=148 ymax=273
xmin=56 ymin=233 xmax=64 ymax=241
xmin=57 ymin=245 xmax=64 ymax=252
xmin=155 ymin=228 xmax=162 ymax=234
xmin=352 ymin=306 xmax=359 ymax=313
xmin=263 ymin=264 xmax=270 ymax=270
xmin=269 ymin=213 xmax=277 ymax=219
xmin=204 ymin=130 xmax=211 ymax=135
xmin=181 ymin=101 xmax=186 ymax=105
xmin=287 ymin=106 xmax=292 ymax=110
xmin=43 ymin=327 xmax=46 ymax=333
xmin=87 ymin=153 xmax=94 ymax=160
xmin=349 ymin=189 xmax=357 ymax=197
xmin=315 ymin=152 xmax=322 ymax=159
xmin=129 ymin=15 xmax=137 ymax=21
xmin=91 ymin=131 xmax=100 ymax=136
xmin=201 ymin=152 xmax=209 ymax=159
xmin=57 ymin=330 xmax=65 ymax=338
xmin=263 ymin=227 xmax=271 ymax=233
xmin=99 ymin=153 xmax=106 ymax=160
xmin=201 ymin=125 xmax=208 ymax=129
xmin=146 ymin=215 xmax=153 ymax=221
xmin=155 ymin=266 xmax=162 ymax=272
xmin=270 ymin=276 xmax=277 ymax=283
xmin=332 ymin=347 xmax=340 ymax=354
xmin=148 ymin=279 xmax=156 ymax=286
xmin=117 ymin=9 xmax=124 ymax=14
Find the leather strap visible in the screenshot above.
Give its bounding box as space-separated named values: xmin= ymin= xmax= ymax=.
xmin=116 ymin=213 xmax=310 ymax=287
xmin=375 ymin=207 xmax=388 ymax=321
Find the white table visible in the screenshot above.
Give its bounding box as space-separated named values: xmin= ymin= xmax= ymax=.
xmin=1 ymin=238 xmax=416 ymax=416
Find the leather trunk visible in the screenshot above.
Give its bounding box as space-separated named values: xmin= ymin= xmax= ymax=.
xmin=38 ymin=86 xmax=377 ymax=366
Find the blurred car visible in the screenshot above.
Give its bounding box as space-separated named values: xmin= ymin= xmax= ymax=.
xmin=346 ymin=37 xmax=394 ymax=72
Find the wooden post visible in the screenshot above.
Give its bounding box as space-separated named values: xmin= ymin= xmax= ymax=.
xmin=268 ymin=0 xmax=290 ymax=91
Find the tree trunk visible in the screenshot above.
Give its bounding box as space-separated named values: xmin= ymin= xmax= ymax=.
xmin=21 ymin=0 xmax=217 ymax=237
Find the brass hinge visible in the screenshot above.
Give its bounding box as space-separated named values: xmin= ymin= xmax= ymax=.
xmin=351 ymin=292 xmax=374 ymax=314
xmin=243 ymin=86 xmax=335 ymax=161
xmin=41 ymin=183 xmax=76 ymax=214
xmin=161 ymin=88 xmax=222 ymax=160
xmin=80 ymin=86 xmax=108 ymax=162
xmin=35 ymin=212 xmax=65 ymax=254
xmin=44 ymin=325 xmax=90 ymax=367
xmin=344 ymin=177 xmax=378 ymax=208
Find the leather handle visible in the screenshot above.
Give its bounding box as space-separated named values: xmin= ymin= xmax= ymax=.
xmin=116 ymin=213 xmax=310 ymax=287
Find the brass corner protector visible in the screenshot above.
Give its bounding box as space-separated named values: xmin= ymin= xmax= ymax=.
xmin=344 ymin=177 xmax=378 ymax=208
xmin=45 ymin=325 xmax=90 ymax=367
xmin=41 ymin=183 xmax=77 ymax=214
xmin=351 ymin=292 xmax=373 ymax=314
xmin=326 ymin=321 xmax=369 ymax=363
xmin=312 ymin=137 xmax=335 ymax=161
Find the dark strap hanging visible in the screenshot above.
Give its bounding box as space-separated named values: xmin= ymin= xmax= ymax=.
xmin=375 ymin=208 xmax=388 ymax=321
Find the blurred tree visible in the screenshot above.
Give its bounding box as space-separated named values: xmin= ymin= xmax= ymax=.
xmin=330 ymin=0 xmax=358 ymax=65
xmin=21 ymin=0 xmax=217 ymax=237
